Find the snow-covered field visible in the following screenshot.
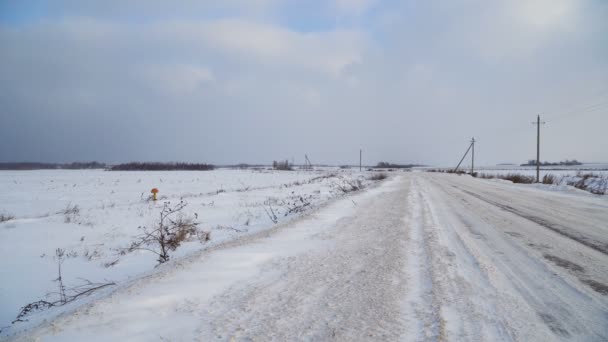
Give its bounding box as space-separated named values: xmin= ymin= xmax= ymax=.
xmin=4 ymin=173 xmax=607 ymax=341
xmin=416 ymin=164 xmax=608 ymax=195
xmin=474 ymin=163 xmax=608 ymax=177
xmin=471 ymin=165 xmax=608 ymax=195
xmin=0 ymin=168 xmax=380 ymax=335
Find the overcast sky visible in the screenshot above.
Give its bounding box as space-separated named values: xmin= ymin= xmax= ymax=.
xmin=1 ymin=0 xmax=607 ymax=166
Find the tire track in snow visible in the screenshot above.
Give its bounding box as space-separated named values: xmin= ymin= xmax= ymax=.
xmin=440 ymin=180 xmax=608 ymax=297
xmin=413 ymin=176 xmax=515 ymax=341
xmin=456 ymin=186 xmax=608 ymax=255
xmin=401 ymin=177 xmax=443 ymax=341
xmin=425 ymin=174 xmax=608 ymax=341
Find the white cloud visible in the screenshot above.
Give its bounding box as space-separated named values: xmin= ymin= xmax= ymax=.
xmin=156 ymin=19 xmax=366 ymax=76
xmin=333 ymin=0 xmax=377 ymax=16
xmin=514 ymin=0 xmax=578 ymax=31
xmin=1 ymin=0 xmax=606 ymax=165
xmin=427 ymin=0 xmax=583 ymax=62
xmin=137 ymin=64 xmax=214 ymax=95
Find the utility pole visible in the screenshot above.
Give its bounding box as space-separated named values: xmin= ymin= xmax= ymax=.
xmin=359 ymin=149 xmax=362 ymax=172
xmin=532 ymin=115 xmax=546 ymax=183
xmin=304 ymin=154 xmax=312 ymax=170
xmin=471 ymin=137 xmax=475 ymax=175
xmin=454 ymin=139 xmax=474 ymax=173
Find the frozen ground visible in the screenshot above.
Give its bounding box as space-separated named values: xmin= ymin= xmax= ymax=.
xmin=3 ymin=172 xmax=608 ymax=341
xmin=0 ymin=169 xmax=376 ymax=335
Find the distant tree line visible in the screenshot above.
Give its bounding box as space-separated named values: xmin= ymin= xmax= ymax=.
xmin=272 ymin=160 xmax=292 ymax=170
xmin=521 ymin=159 xmax=582 ymax=166
xmin=0 ymin=162 xmax=106 ymax=170
xmin=375 ymin=162 xmax=422 ymax=169
xmin=109 ymin=162 xmax=214 ymax=171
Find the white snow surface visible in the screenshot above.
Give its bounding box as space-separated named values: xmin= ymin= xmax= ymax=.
xmin=3 ymin=172 xmax=608 ymax=341
xmin=0 ymin=169 xmax=376 ymax=335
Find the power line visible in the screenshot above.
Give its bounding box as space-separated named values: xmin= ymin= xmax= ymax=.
xmin=546 ymin=101 xmax=608 ymax=122
xmin=546 ymin=87 xmax=608 ymax=119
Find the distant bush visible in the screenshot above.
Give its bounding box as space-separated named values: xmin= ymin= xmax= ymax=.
xmin=521 ymin=159 xmax=582 ymax=166
xmin=0 ymin=212 xmax=16 ymax=222
xmin=63 ymin=162 xmax=106 ymax=169
xmin=375 ymin=162 xmax=421 ymax=169
xmin=110 ymin=162 xmax=214 ymax=171
xmin=502 ymin=173 xmax=535 ymax=184
xmin=446 ymin=169 xmax=467 ymax=175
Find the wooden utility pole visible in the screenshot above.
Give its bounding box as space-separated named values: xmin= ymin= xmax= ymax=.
xmin=471 ymin=137 xmax=475 ymax=175
xmin=532 ymin=115 xmax=545 ymax=183
xmin=304 ymin=154 xmax=312 ymax=170
xmin=359 ymin=149 xmax=362 ymax=172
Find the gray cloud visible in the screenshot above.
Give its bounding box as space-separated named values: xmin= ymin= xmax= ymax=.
xmin=1 ymin=0 xmax=607 ymax=166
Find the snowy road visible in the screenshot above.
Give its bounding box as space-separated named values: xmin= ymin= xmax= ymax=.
xmin=11 ymin=174 xmax=608 ymax=341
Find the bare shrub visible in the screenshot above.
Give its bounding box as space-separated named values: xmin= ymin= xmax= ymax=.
xmin=334 ymin=178 xmax=364 ymax=193
xmin=12 ymin=248 xmax=115 ymax=324
xmin=368 ymin=173 xmax=388 ymax=181
xmin=128 ymin=201 xmax=208 ymax=264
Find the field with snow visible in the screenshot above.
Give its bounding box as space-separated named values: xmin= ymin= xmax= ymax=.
xmin=472 ymin=164 xmax=608 ymax=195
xmin=473 ymin=163 xmax=608 ymax=176
xmin=417 ymin=164 xmax=608 ymax=195
xmin=0 ymin=168 xmax=382 ymax=335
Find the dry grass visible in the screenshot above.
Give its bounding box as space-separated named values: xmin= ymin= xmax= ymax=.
xmin=61 ymin=203 xmax=80 ymax=223
xmin=542 ymin=174 xmax=557 ymax=185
